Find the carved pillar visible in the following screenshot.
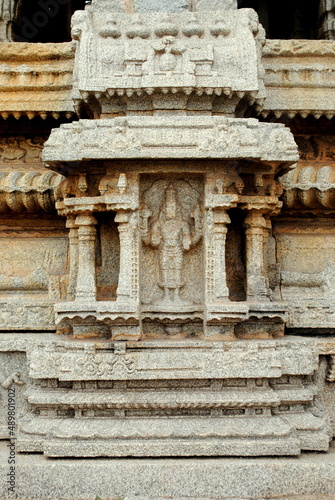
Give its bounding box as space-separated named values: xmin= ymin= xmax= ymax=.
xmin=75 ymin=214 xmax=97 ymax=301
xmin=319 ymin=0 xmax=335 ymax=39
xmin=212 ymin=209 xmax=231 ymax=300
xmin=66 ymin=216 xmax=79 ymax=300
xmin=205 ymin=188 xmax=238 ymax=304
xmin=243 ymin=209 xmax=269 ymax=301
xmin=0 ymin=0 xmax=16 ymax=42
xmin=115 ymin=209 xmax=139 ymax=305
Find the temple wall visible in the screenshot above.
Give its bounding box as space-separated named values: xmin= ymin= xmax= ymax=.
xmin=0 ymin=2 xmax=335 ymax=499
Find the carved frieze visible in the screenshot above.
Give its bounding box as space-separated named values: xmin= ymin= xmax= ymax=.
xmin=0 ymin=135 xmax=48 ymax=168
xmin=27 ymin=339 xmax=319 ymax=381
xmin=0 ymin=40 xmax=335 ymax=120
xmin=13 ymin=337 xmax=331 ymax=457
xmin=43 ymin=117 xmax=298 ymax=166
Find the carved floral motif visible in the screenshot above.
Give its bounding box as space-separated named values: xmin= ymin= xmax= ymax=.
xmin=0 ymin=135 xmax=46 ymax=164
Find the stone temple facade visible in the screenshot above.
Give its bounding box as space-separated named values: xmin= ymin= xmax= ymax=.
xmin=0 ymin=0 xmax=335 ymax=499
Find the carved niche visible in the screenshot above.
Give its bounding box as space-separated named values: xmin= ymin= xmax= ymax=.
xmin=140 ymin=176 xmax=203 ymax=309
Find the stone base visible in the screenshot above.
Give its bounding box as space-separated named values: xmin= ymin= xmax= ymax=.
xmin=1 ymin=441 xmax=335 ymax=500
xmin=1 ymin=334 xmax=333 ymax=459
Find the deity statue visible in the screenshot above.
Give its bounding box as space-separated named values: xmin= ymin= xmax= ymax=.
xmin=141 ymin=183 xmax=202 ymax=304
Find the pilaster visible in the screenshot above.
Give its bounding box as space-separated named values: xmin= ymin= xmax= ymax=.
xmin=66 ymin=215 xmax=79 ymax=301
xmin=244 ymin=209 xmax=270 ymax=301
xmin=115 ymin=209 xmax=140 ymax=306
xmin=75 ymin=214 xmax=98 ymax=302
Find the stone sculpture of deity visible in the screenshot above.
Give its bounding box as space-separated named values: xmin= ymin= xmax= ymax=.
xmin=141 ymin=182 xmax=202 ymax=304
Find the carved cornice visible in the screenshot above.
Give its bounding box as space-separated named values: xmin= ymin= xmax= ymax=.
xmin=0 ymin=171 xmax=64 ymax=212
xmin=263 ymin=39 xmax=335 ymax=57
xmin=280 ymin=165 xmax=335 ymax=210
xmin=43 ymin=116 xmax=298 ymax=167
xmin=0 ymin=42 xmax=75 ymax=115
xmin=262 ymin=40 xmax=335 ymax=119
xmin=0 ymin=39 xmax=332 ymax=119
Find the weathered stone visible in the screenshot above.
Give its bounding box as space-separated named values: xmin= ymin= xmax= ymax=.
xmin=0 ymin=0 xmax=16 ymax=42
xmin=43 ymin=117 xmax=297 ymax=164
xmin=319 ymin=0 xmax=335 ymax=39
xmin=0 ymin=334 xmax=332 ymax=459
xmin=273 ymin=218 xmax=335 ymax=330
xmin=93 ymin=0 xmax=126 ymax=12
xmin=196 ymin=0 xmax=237 ymax=10
xmin=2 ymin=438 xmax=335 ymax=500
xmin=0 ymin=171 xmax=63 ymax=212
xmin=1 ymin=0 xmax=335 ymax=497
xmin=280 ymin=165 xmax=335 ymax=210
xmin=135 ymin=0 xmax=188 ymax=13
xmin=0 ymin=39 xmax=335 ymax=121
xmin=0 ymin=43 xmax=75 ymax=118
xmin=262 ymin=40 xmax=335 ymax=119
xmin=0 ymin=215 xmax=68 ymax=331
xmin=70 ymin=8 xmax=266 ymax=116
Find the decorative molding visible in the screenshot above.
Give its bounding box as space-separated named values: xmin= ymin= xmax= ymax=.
xmin=43 ymin=116 xmax=298 ymax=165
xmin=262 ymin=40 xmax=335 ymax=118
xmin=27 ymin=339 xmax=319 ymax=381
xmin=263 ymin=39 xmax=335 ymax=56
xmin=0 ymin=42 xmax=75 ymax=114
xmin=280 ymin=165 xmax=335 ymax=210
xmin=0 ymin=302 xmax=56 ymax=330
xmin=17 ymin=336 xmax=328 ymax=458
xmin=0 ymin=171 xmax=64 ymax=212
xmin=0 ymin=40 xmax=333 ymax=117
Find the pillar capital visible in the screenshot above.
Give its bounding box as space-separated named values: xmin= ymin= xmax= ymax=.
xmin=243 ymin=209 xmax=268 ymax=230
xmin=212 ymin=209 xmax=231 ymax=226
xmin=75 ymin=214 xmax=98 ymax=227
xmin=240 ymin=198 xmax=282 ymax=217
xmin=115 ymin=209 xmax=133 ymax=224
xmin=65 ymin=215 xmax=77 ymax=230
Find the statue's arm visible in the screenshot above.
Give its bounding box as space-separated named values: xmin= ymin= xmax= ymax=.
xmin=191 ymin=205 xmax=203 ymax=247
xmin=182 ymin=222 xmax=192 ymax=251
xmin=151 ymin=221 xmax=161 ymax=247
